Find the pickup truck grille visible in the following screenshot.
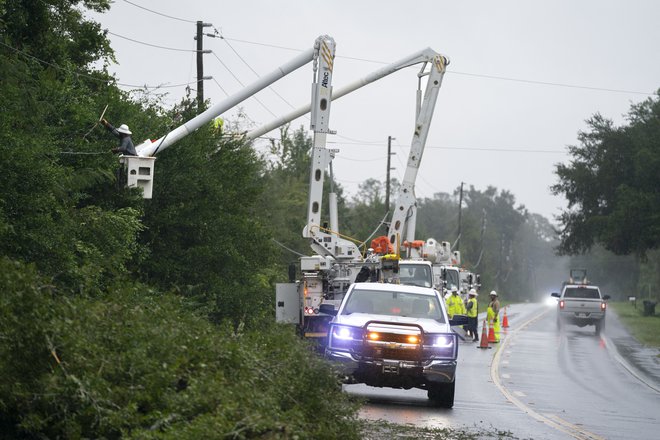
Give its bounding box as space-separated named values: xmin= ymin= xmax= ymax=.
xmin=358 ymin=322 xmax=424 ymax=362
xmin=361 ymin=345 xmax=422 ymax=362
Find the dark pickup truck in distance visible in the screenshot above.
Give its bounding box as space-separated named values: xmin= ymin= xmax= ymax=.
xmin=551 ymin=284 xmax=610 ymax=334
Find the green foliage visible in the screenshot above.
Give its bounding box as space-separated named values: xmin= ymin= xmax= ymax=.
xmin=0 ymin=45 xmax=146 ymax=294
xmin=609 ymin=302 xmax=660 ymax=349
xmin=553 ymin=93 xmax=660 ymax=257
xmin=137 ymin=97 xmax=276 ymax=326
xmin=1 ymin=0 xmax=113 ymax=67
xmin=0 ymin=258 xmax=360 ymax=439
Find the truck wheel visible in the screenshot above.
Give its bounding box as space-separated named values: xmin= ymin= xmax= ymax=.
xmin=595 ymin=319 xmax=604 ymax=335
xmin=428 ymin=381 xmax=455 ymax=408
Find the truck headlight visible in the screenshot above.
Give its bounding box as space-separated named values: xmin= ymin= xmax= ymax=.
xmin=432 ymin=335 xmax=453 ymax=348
xmin=424 ymin=333 xmax=457 ymax=359
xmin=329 ymin=325 xmax=363 ymax=349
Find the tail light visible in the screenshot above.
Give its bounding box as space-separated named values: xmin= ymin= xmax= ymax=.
xmin=559 ymin=300 xmax=565 ymax=309
xmin=601 ymin=302 xmax=607 ymax=311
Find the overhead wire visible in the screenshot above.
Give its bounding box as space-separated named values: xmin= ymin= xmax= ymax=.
xmin=108 ymin=0 xmax=657 ymax=98
xmin=0 ymin=40 xmax=197 ymax=90
xmin=107 ymin=31 xmax=198 ymax=52
xmin=120 ymin=0 xmax=197 ymax=23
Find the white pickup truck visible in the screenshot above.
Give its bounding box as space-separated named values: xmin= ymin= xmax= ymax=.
xmin=551 ymin=284 xmax=611 ymax=334
xmin=321 ymin=282 xmax=467 ymax=408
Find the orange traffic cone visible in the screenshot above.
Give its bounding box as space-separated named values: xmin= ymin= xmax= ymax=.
xmin=477 ymin=319 xmax=491 ymax=349
xmin=502 ymin=307 xmax=509 ymax=328
xmin=488 ymin=318 xmax=498 ymax=343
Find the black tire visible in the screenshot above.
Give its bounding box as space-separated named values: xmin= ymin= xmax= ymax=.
xmin=428 ymin=381 xmax=455 ymax=408
xmin=595 ymin=318 xmax=604 ymax=335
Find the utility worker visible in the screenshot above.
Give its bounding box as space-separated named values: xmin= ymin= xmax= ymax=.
xmin=445 ymin=287 xmax=466 ymax=319
xmin=466 ymin=289 xmax=479 ymax=341
xmin=488 ymin=290 xmax=501 ymax=342
xmin=102 ymin=118 xmax=137 ymax=156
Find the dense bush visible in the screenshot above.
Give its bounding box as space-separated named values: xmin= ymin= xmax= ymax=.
xmin=0 ymin=258 xmax=360 ymax=439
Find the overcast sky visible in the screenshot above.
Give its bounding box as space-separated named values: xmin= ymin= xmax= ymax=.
xmin=89 ymin=0 xmax=660 ymax=221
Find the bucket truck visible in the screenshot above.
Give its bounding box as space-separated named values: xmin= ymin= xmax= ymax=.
xmin=272 ymin=49 xmax=451 ymax=342
xmin=114 ymin=35 xmax=336 ymax=199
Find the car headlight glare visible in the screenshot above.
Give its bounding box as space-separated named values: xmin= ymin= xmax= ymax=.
xmin=433 ymin=335 xmax=453 ymax=348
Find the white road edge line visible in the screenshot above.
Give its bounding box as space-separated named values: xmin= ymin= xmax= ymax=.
xmin=490 ymin=307 xmax=607 ymax=440
xmin=601 ymin=333 xmax=660 ymax=394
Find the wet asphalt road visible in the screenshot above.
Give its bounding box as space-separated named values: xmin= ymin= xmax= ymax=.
xmin=346 ymin=302 xmax=660 ymax=439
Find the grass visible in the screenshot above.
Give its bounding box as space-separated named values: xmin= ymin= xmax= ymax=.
xmin=609 ymin=301 xmax=660 ymax=349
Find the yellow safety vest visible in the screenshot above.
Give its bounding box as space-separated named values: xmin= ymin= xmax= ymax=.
xmin=467 ymin=297 xmax=478 ymax=318
xmin=446 ymin=294 xmax=466 ymax=318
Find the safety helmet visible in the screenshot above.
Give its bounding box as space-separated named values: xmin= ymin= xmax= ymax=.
xmin=469 ymin=289 xmax=478 ymax=296
xmin=117 ymin=124 xmax=132 ymax=135
xmin=450 ymin=286 xmax=458 ymax=293
xmin=490 ymin=290 xmax=498 ymax=296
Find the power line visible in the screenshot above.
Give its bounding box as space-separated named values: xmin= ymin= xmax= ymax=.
xmin=220 ymin=36 xmax=655 ymax=96
xmin=208 ymin=51 xmax=277 ymax=118
xmin=120 ymin=0 xmax=197 ymax=24
xmin=0 ymin=40 xmax=197 ymax=90
xmin=107 ymin=31 xmax=198 ymax=52
xmin=449 ymin=70 xmax=653 ymax=96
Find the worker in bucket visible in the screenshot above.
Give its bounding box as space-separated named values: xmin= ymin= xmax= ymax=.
xmin=102 ymin=118 xmax=137 ymax=156
xmin=445 ymin=286 xmax=466 ymax=319
xmin=466 ymin=289 xmax=479 ymax=341
xmin=488 ymin=290 xmax=501 ymax=342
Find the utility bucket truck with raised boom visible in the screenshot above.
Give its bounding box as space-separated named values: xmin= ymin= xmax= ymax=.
xmin=115 ymin=35 xmax=337 ymax=198
xmin=273 ymin=49 xmax=450 ymax=344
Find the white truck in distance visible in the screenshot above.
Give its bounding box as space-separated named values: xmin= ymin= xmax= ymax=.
xmin=551 ymin=284 xmax=611 ymax=334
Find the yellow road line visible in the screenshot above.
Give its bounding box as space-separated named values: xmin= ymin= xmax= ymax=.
xmin=491 ymin=307 xmax=606 ymax=440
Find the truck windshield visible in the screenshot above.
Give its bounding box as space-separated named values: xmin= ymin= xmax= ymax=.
xmin=564 ymin=287 xmax=600 ymax=299
xmin=399 ymin=265 xmax=433 ymax=287
xmin=342 ymin=288 xmax=445 ymax=322
xmin=445 ymin=269 xmax=459 ymax=291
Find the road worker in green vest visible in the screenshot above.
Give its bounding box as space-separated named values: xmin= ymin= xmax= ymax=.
xmin=445 ymin=287 xmax=466 ymax=319
xmin=487 ymin=290 xmax=501 ymax=342
xmin=466 ymin=289 xmax=479 ymax=341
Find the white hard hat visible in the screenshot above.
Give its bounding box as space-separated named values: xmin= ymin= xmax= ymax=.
xmin=490 ymin=290 xmax=498 ymax=296
xmin=117 ymin=124 xmax=132 ymax=135
xmin=469 ymin=289 xmax=478 ymax=296
xmin=450 ymin=286 xmax=458 ymax=293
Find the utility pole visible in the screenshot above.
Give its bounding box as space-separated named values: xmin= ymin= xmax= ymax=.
xmin=385 ymin=136 xmax=396 ymax=232
xmin=456 ymin=181 xmax=464 ymax=253
xmin=195 ymin=21 xmax=213 ymax=114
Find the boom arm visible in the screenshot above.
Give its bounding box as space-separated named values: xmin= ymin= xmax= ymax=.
xmin=135 ymin=36 xmax=331 ymax=157
xmin=245 ymin=48 xmax=443 ymax=141
xmin=387 ymin=55 xmax=448 ymax=247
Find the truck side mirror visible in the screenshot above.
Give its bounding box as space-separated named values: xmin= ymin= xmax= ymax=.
xmin=551 ymin=292 xmax=560 ymax=298
xmin=449 ymin=314 xmax=468 ymax=326
xmin=602 ymin=295 xmax=610 ymax=300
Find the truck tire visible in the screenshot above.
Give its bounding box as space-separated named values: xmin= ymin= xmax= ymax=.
xmin=428 ymin=381 xmax=455 ymax=408
xmin=595 ymin=318 xmax=605 ymax=335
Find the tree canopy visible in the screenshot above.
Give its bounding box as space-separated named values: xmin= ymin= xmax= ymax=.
xmin=552 ymin=93 xmax=660 ymax=257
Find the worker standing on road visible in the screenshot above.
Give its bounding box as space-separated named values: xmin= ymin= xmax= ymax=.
xmin=446 ymin=287 xmax=466 ymax=319
xmin=102 ymin=118 xmax=137 ymax=156
xmin=488 ymin=290 xmax=501 ymax=342
xmin=466 ymin=289 xmax=479 ymax=341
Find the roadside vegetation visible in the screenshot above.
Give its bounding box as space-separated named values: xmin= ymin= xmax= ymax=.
xmin=609 ymin=302 xmax=660 ymax=349
xmin=1 ymin=1 xmax=658 ymax=438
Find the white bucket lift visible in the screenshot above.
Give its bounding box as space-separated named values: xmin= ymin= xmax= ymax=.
xmin=120 ymin=155 xmax=156 ymax=199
